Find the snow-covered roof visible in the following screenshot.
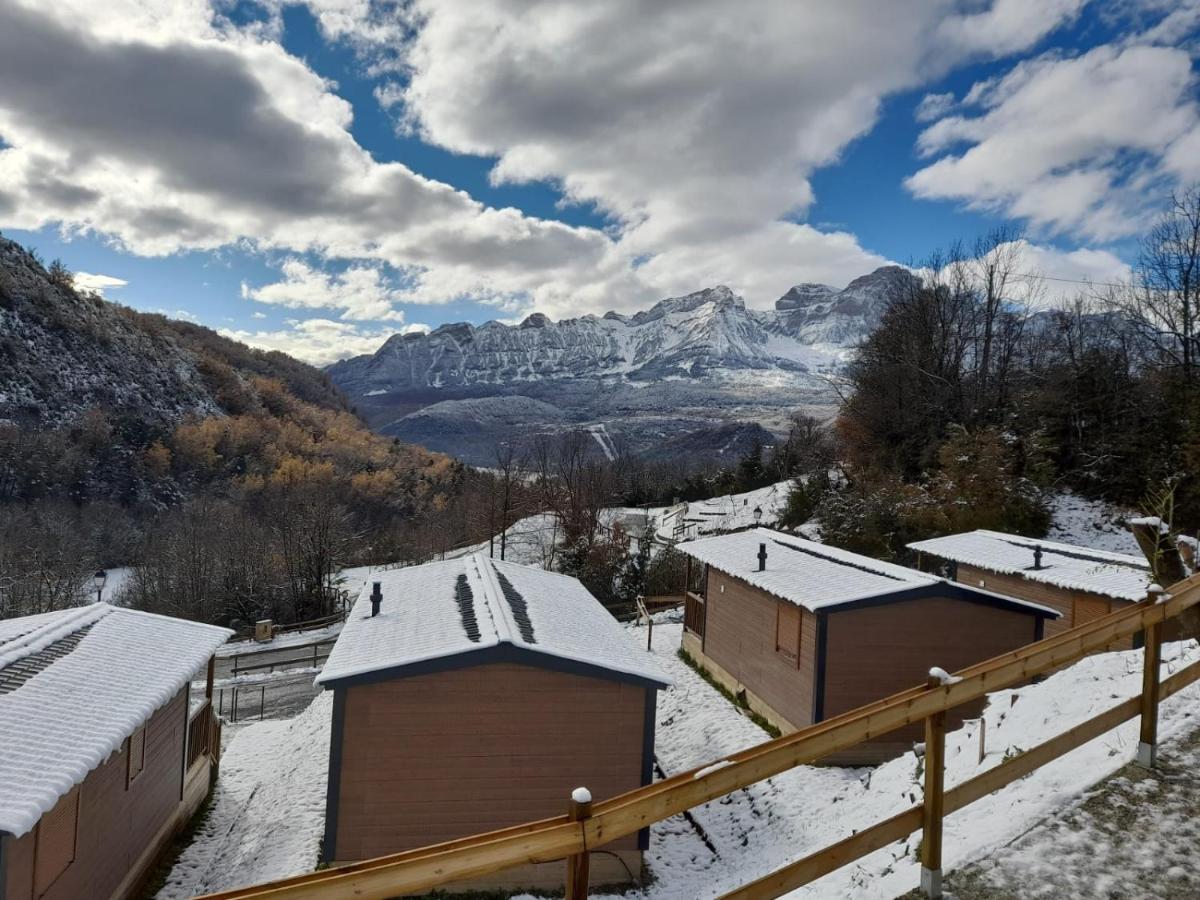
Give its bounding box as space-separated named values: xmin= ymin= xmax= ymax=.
xmin=908 ymin=530 xmax=1152 ymax=602
xmin=680 ymin=528 xmax=1058 ymax=616
xmin=316 ymin=553 xmax=670 ymax=689
xmin=0 ymin=603 xmax=232 ymax=837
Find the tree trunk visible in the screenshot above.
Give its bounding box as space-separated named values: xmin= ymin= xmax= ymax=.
xmin=1129 ymin=521 xmax=1200 ymax=639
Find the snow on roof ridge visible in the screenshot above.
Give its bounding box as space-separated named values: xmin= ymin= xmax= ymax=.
xmin=908 ymin=530 xmax=1151 ymax=602
xmin=472 ymin=552 xmax=518 ymax=645
xmin=317 ymin=555 xmax=669 ymax=688
xmin=763 ymin=529 xmax=932 ymax=584
xmin=970 ymin=529 xmax=1146 ymax=565
xmin=0 ymin=603 xmax=113 ymax=671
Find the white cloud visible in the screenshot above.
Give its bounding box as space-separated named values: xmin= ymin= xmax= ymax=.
xmin=390 ymin=0 xmax=1089 ymax=315
xmin=72 ymin=271 xmax=127 ymax=295
xmin=934 ymin=0 xmax=1087 ymax=58
xmin=220 ymin=318 xmax=392 ymax=365
xmin=915 ymin=92 xmax=957 ymax=122
xmin=907 ymin=39 xmax=1200 ymax=240
xmin=243 ymin=258 xmax=408 ymax=321
xmin=0 ymin=0 xmax=1130 ymax=347
xmin=940 ymin=239 xmax=1133 ymax=308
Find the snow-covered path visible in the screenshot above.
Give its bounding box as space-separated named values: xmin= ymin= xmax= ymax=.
xmin=154 ymin=693 xmax=331 ymax=899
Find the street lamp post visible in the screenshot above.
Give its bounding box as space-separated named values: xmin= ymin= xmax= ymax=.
xmin=93 ymin=570 xmax=107 ymax=604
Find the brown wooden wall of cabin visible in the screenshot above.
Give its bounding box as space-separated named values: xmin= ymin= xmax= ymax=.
xmin=821 ymin=595 xmax=1040 ymax=762
xmin=956 ymin=564 xmax=1137 ymax=648
xmin=700 ymin=568 xmax=817 ymax=728
xmin=3 ymin=687 xmax=187 ymax=900
xmin=331 ymin=663 xmax=649 ymax=862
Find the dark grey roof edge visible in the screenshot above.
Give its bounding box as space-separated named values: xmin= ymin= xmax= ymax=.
xmin=317 ymin=641 xmax=670 ymax=690
xmin=822 ymin=581 xmax=1062 ymax=619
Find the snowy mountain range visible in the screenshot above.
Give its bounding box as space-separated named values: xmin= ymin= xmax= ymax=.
xmin=328 ymin=266 xmax=916 ymax=465
xmin=328 ymin=266 xmax=916 ymax=394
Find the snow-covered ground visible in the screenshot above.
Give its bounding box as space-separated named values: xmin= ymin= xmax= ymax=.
xmin=215 ymin=620 xmax=343 ymax=658
xmin=585 ymin=624 xmax=1200 ymax=899
xmin=155 ymin=694 xmax=332 ymax=899
xmin=649 ymin=480 xmax=795 ymax=543
xmin=936 ymin=725 xmax=1200 ymax=899
xmin=163 ymin=612 xmax=1200 ymax=899
xmin=1046 ymin=492 xmax=1140 ymax=554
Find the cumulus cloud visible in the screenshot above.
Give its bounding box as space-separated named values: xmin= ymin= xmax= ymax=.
xmin=907 ymin=37 xmax=1200 ymax=240
xmin=72 ymin=271 xmax=127 ymax=295
xmin=0 ymin=0 xmax=1135 ymax=359
xmin=937 ymin=239 xmax=1133 ymax=308
xmin=242 ymin=258 xmax=408 ymax=321
xmin=915 ymin=92 xmax=957 ymax=122
xmin=0 ymin=0 xmax=614 ymax=308
xmin=934 ymin=0 xmax=1087 ymax=58
xmin=220 ymin=318 xmax=393 ymax=365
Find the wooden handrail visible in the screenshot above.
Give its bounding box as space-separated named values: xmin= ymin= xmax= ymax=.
xmin=195 ymin=574 xmax=1200 ymax=900
xmin=721 ymin=653 xmax=1200 ymax=899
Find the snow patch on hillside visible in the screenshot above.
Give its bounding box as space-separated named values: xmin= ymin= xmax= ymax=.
xmin=1047 ymin=492 xmax=1140 ymax=555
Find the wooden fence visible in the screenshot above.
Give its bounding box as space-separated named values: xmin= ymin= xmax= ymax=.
xmin=196 ymin=574 xmax=1200 ymax=900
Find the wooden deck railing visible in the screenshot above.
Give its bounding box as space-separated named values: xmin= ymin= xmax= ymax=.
xmin=186 ymin=700 xmax=218 ymax=771
xmin=684 ymin=589 xmax=706 ymax=637
xmin=196 ymin=575 xmax=1200 ymax=900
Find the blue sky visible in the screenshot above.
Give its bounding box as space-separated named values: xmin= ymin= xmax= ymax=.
xmin=0 ymin=1 xmax=1196 ymax=363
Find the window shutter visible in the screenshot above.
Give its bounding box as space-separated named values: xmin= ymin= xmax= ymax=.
xmin=34 ymin=785 xmax=79 ymax=897
xmin=128 ymin=726 xmax=146 ymax=785
xmin=775 ymin=602 xmax=801 ymax=666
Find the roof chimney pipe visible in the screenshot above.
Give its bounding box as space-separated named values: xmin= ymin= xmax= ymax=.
xmin=1033 ymin=546 xmax=1043 ymax=570
xmin=758 ymin=542 xmax=768 ymax=572
xmin=370 ymin=581 xmax=382 ymax=617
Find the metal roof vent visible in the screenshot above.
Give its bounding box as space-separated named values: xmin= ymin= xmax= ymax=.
xmin=370 ymin=582 xmax=382 ymax=617
xmin=1032 ymin=546 xmax=1044 ymax=570
xmin=758 ymin=542 xmax=768 ymax=572
xmin=455 ymin=574 xmax=482 ymax=642
xmin=494 ymin=569 xmax=536 ymax=643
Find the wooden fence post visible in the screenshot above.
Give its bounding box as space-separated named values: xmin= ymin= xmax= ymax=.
xmin=920 ymin=677 xmax=946 ymax=898
xmin=1137 ymin=615 xmax=1163 ymax=769
xmin=565 ymin=787 xmax=592 ymax=900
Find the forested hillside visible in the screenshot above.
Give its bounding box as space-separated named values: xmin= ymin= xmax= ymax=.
xmin=0 ymin=236 xmax=461 ymax=625
xmin=791 ymin=190 xmax=1200 ymax=558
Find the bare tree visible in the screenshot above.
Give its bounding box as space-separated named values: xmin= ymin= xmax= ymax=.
xmin=1115 ymin=185 xmax=1200 ymax=384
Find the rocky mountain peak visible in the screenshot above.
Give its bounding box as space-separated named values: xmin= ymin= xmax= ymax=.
xmin=776 ymin=282 xmax=837 ymax=311
xmin=520 ymin=312 xmax=551 ymax=329
xmin=630 ymin=284 xmax=742 ymax=326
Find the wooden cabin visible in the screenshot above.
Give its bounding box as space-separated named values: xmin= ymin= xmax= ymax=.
xmin=0 ymin=603 xmax=230 ymax=900
xmin=679 ymin=528 xmax=1059 ymax=763
xmin=316 ymin=553 xmax=669 ymax=891
xmin=908 ymin=530 xmax=1169 ymax=646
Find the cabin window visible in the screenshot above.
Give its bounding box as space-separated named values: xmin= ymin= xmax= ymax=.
xmin=34 ymin=785 xmax=79 ymax=897
xmin=127 ymin=726 xmax=147 ymax=786
xmin=775 ymin=601 xmax=801 ymax=666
